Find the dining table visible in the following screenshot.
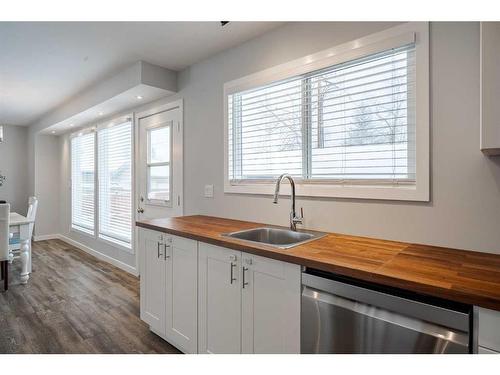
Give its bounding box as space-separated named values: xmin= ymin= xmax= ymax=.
xmin=9 ymin=212 xmax=34 ymax=284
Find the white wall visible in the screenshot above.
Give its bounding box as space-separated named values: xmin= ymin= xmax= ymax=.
xmin=173 ymin=22 xmax=500 ymax=255
xmin=0 ymin=125 xmax=29 ymax=212
xmin=34 ymin=135 xmax=61 ymax=237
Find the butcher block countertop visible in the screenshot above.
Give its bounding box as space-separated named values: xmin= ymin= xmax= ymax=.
xmin=136 ymin=215 xmax=500 ymax=311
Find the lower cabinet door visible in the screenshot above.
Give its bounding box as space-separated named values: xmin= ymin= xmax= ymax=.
xmin=241 ymin=253 xmax=301 ymax=354
xmin=139 ymin=228 xmax=167 ymax=336
xmin=478 ymin=307 xmax=500 ymax=353
xmin=198 ymin=243 xmax=242 ymax=354
xmin=164 ymin=235 xmax=198 ymax=353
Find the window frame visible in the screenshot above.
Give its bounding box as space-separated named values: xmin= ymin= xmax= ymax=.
xmin=69 ymin=114 xmax=135 ymax=254
xmin=223 ymin=22 xmax=429 ymax=201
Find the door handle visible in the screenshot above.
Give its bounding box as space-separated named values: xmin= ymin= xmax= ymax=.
xmin=230 ymin=262 xmax=237 ymax=284
xmin=137 ymin=207 xmax=144 ymax=213
xmin=242 ymin=267 xmax=249 ymax=289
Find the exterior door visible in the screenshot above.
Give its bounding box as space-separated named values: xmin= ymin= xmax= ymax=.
xmin=198 ymin=243 xmax=242 ymax=354
xmin=137 ymin=101 xmax=183 ymax=222
xmin=139 ymin=228 xmax=166 ymax=335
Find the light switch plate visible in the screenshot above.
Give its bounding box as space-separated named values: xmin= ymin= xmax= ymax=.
xmin=204 ymin=184 xmax=214 ymax=198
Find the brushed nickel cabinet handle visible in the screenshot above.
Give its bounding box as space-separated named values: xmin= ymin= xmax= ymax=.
xmin=157 ymin=242 xmax=162 ymax=258
xmin=230 ymin=262 xmax=237 ymax=284
xmin=242 ymin=266 xmax=249 ymax=288
xmin=164 ymin=243 xmax=170 ymax=260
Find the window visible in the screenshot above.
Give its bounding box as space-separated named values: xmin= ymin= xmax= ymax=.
xmin=98 ymin=120 xmax=133 ymax=247
xmin=225 ymin=23 xmax=429 ymax=201
xmin=147 ymin=125 xmax=171 ymax=203
xmin=70 ymin=115 xmax=134 ymax=252
xmin=71 ymin=132 xmax=95 ymax=235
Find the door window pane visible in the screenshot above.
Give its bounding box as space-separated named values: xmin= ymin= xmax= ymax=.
xmin=148 ymin=165 xmax=170 ymax=201
xmin=147 ymin=124 xmax=171 ymax=203
xmin=149 ymin=126 xmax=170 ymax=163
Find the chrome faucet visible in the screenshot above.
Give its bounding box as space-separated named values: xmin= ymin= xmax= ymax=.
xmin=273 ymin=173 xmax=303 ymax=231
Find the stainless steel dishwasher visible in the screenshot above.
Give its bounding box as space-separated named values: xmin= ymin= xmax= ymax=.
xmin=301 ymin=269 xmax=475 ymax=354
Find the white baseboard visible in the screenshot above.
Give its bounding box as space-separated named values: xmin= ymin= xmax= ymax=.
xmin=53 ymin=234 xmax=139 ymax=276
xmin=34 ymin=234 xmax=61 ymax=241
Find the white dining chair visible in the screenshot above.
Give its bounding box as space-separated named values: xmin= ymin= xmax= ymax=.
xmin=9 ymin=197 xmax=38 ymax=272
xmin=0 ymin=203 xmax=10 ymax=291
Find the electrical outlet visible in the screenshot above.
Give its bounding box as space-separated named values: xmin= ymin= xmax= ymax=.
xmin=204 ymin=184 xmax=214 ymax=198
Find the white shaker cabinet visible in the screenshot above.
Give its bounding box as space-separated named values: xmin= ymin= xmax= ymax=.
xmin=198 ymin=242 xmax=301 ymax=354
xmin=241 ymin=253 xmax=301 ymax=354
xmin=165 ymin=235 xmax=198 ymax=353
xmin=198 ymin=242 xmax=242 ymax=354
xmin=140 ymin=228 xmax=167 ymax=335
xmin=480 ymin=22 xmax=500 ymax=155
xmin=139 ymin=228 xmax=198 ymax=353
xmin=478 ymin=307 xmax=500 ymax=354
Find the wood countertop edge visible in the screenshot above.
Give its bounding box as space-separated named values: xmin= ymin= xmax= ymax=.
xmin=136 ymin=217 xmax=500 ymax=311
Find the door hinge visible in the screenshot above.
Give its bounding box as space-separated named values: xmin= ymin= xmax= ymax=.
xmin=177 ymin=121 xmax=180 ymax=132
xmin=177 ymin=195 xmax=181 ymax=206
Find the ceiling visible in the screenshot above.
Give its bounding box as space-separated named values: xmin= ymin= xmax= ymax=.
xmin=0 ymin=21 xmax=283 ymax=126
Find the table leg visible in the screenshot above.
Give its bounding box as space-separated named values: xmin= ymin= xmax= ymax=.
xmin=19 ymin=239 xmax=30 ymax=284
xmin=29 ymin=241 xmax=32 ymax=273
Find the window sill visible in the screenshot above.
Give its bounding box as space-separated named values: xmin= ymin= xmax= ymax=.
xmin=70 ymin=227 xmax=134 ymax=254
xmin=99 ymin=234 xmax=134 ymax=254
xmin=71 ymin=225 xmax=95 ymax=237
xmin=224 ymin=181 xmax=429 ymax=202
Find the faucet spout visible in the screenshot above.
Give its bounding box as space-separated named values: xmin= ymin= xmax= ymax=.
xmin=273 ymin=173 xmax=303 ymax=231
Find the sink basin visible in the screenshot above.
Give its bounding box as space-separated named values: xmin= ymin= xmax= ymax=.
xmin=222 ymin=227 xmax=327 ymax=249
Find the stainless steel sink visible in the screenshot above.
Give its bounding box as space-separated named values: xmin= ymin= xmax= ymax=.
xmin=222 ymin=227 xmax=327 ymax=249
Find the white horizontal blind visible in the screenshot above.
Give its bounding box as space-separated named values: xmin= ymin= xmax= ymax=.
xmin=98 ymin=120 xmax=132 ymax=247
xmin=71 ymin=132 xmax=95 ymax=234
xmin=228 ymin=44 xmax=416 ymax=184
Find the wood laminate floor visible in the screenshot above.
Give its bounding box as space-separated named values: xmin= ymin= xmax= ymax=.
xmin=0 ymin=239 xmax=181 ymax=354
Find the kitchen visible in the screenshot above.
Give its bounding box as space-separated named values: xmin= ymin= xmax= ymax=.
xmin=1 ymin=2 xmax=500 ymax=373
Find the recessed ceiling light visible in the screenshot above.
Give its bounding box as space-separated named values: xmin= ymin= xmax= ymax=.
xmin=51 ymin=131 xmax=56 ymax=134
xmin=69 ymin=123 xmax=74 ymax=127
xmin=98 ymin=112 xmax=104 ymax=116
xmin=136 ymin=95 xmax=143 ymax=100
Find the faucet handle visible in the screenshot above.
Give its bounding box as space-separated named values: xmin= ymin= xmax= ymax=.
xmin=292 ymin=207 xmax=304 ymax=226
